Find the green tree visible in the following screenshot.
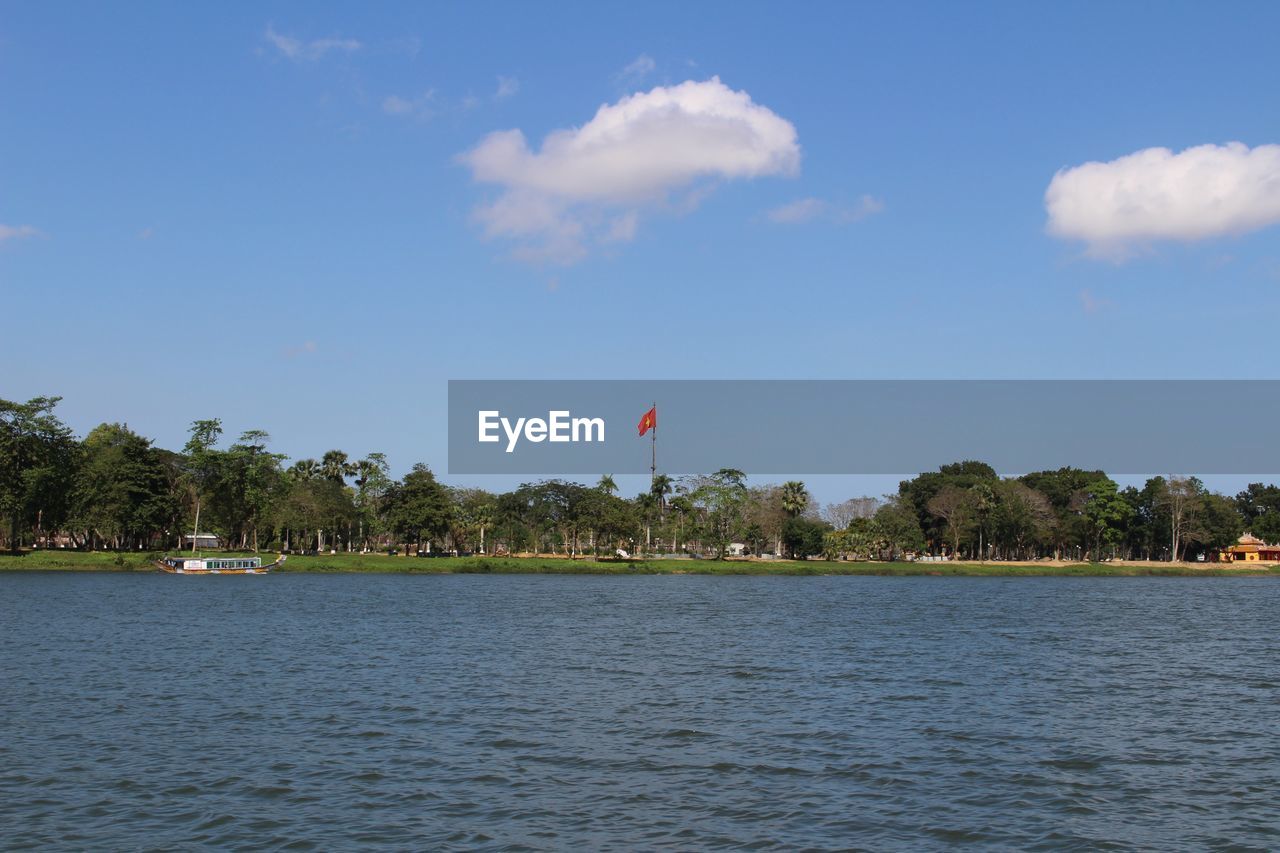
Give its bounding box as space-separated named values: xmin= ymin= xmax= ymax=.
xmin=71 ymin=423 xmax=175 ymax=550
xmin=873 ymin=497 xmax=925 ymax=561
xmin=1158 ymin=476 xmax=1205 ymax=562
xmin=579 ymin=488 xmax=638 ymax=556
xmin=385 ymin=464 xmax=454 ymax=554
xmin=927 ymin=485 xmax=974 ymax=557
xmin=782 ymin=515 xmax=829 ymax=559
xmin=1083 ymin=478 xmax=1133 ymax=559
xmin=899 ymin=461 xmax=998 ymax=550
xmin=0 ymin=396 xmax=77 ymax=552
xmin=225 ymin=430 xmax=285 ymax=552
xmin=842 ymin=516 xmax=883 ymax=560
xmin=989 ymin=480 xmax=1053 ymax=560
xmin=1236 ymin=483 xmax=1280 ymax=543
xmin=453 ymin=488 xmax=497 ymax=554
xmin=1019 ymin=467 xmax=1108 ymax=559
xmin=354 ymin=453 xmax=393 ymax=550
xmin=182 ymin=419 xmax=223 ymax=553
xmin=690 ymin=468 xmax=748 ymax=559
xmin=1184 ymin=492 xmax=1243 ymax=559
xmin=668 ymin=493 xmax=694 ymax=553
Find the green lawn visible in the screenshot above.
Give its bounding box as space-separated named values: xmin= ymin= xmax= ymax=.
xmin=2 ymin=549 xmax=1278 ymax=576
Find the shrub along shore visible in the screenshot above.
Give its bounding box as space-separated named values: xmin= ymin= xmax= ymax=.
xmin=2 ymin=551 xmax=1278 ymax=577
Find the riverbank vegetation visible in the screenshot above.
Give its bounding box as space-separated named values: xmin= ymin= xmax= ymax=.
xmin=3 ymin=550 xmax=1279 ymax=577
xmin=4 ymin=395 xmax=1280 ymax=565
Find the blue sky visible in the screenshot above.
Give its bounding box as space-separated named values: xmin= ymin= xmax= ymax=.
xmin=3 ymin=1 xmax=1279 ymax=503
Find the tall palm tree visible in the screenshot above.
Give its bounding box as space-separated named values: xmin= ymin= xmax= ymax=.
xmin=651 ymin=473 xmax=673 ymax=514
xmin=289 ymin=458 xmax=320 ymax=481
xmin=474 ymin=503 xmax=494 ymax=555
xmin=597 ymin=474 xmax=618 ymax=495
xmin=781 ymin=480 xmax=810 ymax=518
xmin=636 ymin=492 xmax=659 ymax=553
xmin=669 ymin=494 xmax=693 ymax=554
xmin=321 ymin=449 xmax=355 ymax=483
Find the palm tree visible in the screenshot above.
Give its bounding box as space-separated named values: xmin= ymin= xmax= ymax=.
xmin=597 ymin=474 xmax=618 ymax=495
xmin=651 ymin=473 xmax=673 ymax=514
xmin=321 ymin=449 xmax=355 ymax=483
xmin=474 ymin=503 xmax=494 ymax=555
xmin=636 ymin=492 xmax=659 ymax=553
xmin=781 ymin=480 xmax=810 ymax=518
xmin=669 ymin=494 xmax=693 ymax=554
xmin=289 ymin=458 xmax=320 ymax=481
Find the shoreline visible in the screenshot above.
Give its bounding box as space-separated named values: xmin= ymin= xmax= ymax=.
xmin=2 ymin=552 xmax=1278 ymax=577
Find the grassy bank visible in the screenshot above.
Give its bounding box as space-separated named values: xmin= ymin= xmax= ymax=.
xmin=3 ymin=550 xmax=1279 ymax=576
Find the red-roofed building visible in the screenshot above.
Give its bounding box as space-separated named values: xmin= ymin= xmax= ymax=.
xmin=1223 ymin=533 xmax=1280 ymax=562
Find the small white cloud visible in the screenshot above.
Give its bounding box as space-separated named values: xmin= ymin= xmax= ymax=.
xmin=768 ymin=197 xmax=826 ymax=224
xmin=766 ymin=195 xmax=883 ymax=225
xmin=1045 ymin=142 xmax=1280 ymax=259
xmin=382 ymin=90 xmax=436 ymax=119
xmin=495 ymin=75 xmax=520 ymax=100
xmin=0 ymin=224 xmax=41 ymax=243
xmin=615 ymin=53 xmax=656 ymax=88
xmin=840 ymin=195 xmax=885 ymax=223
xmin=459 ymin=76 xmax=799 ymax=264
xmin=264 ymin=24 xmax=361 ymax=62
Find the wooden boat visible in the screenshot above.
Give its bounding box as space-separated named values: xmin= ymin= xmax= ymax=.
xmin=156 ymin=554 xmax=285 ymax=574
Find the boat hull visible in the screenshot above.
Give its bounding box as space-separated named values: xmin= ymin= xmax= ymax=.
xmin=156 ymin=565 xmax=268 ymax=574
xmin=156 ymin=555 xmax=286 ymax=575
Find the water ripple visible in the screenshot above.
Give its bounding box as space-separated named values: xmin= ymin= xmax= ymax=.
xmin=3 ymin=573 xmax=1280 ymax=848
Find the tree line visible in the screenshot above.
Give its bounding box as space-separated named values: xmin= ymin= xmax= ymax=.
xmin=3 ymin=396 xmax=1277 ymax=561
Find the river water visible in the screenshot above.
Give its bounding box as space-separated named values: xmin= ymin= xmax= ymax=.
xmin=2 ymin=573 xmax=1278 ymax=849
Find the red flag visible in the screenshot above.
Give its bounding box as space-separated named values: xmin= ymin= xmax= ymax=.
xmin=637 ymin=406 xmax=657 ymax=436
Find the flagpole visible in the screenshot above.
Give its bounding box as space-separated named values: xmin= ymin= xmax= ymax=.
xmin=650 ymin=401 xmax=656 ymax=488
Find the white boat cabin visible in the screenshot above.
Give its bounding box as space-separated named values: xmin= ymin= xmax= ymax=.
xmin=163 ymin=556 xmax=263 ymax=572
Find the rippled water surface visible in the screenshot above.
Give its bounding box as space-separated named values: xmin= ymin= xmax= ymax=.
xmin=3 ymin=573 xmax=1279 ymax=849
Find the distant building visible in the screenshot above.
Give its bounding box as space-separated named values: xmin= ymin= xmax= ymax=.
xmin=1223 ymin=533 xmax=1280 ymax=562
xmin=181 ymin=533 xmax=223 ymax=550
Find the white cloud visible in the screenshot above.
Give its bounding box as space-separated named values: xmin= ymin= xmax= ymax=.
xmin=768 ymin=197 xmax=826 ymax=223
xmin=458 ymin=76 xmax=800 ymax=263
xmin=264 ymin=24 xmax=361 ymax=62
xmin=495 ymin=75 xmax=520 ymax=100
xmin=615 ymin=54 xmax=656 ymax=88
xmin=0 ymin=224 xmax=40 ymax=243
xmin=767 ymin=195 xmax=883 ymax=225
xmin=382 ymin=90 xmax=436 ymax=119
xmin=1045 ymin=142 xmax=1280 ymax=259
